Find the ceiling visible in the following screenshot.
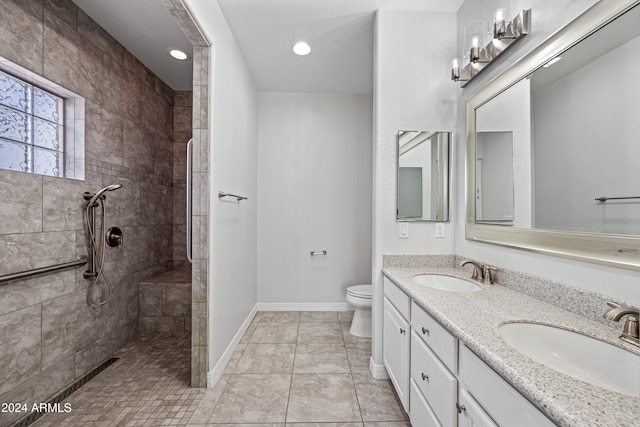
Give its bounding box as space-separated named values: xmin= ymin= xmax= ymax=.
xmin=73 ymin=0 xmax=464 ymax=94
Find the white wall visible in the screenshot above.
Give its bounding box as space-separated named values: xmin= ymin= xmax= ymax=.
xmin=372 ymin=10 xmax=457 ymax=374
xmin=455 ymin=0 xmax=640 ymax=306
xmin=532 ymin=35 xmax=640 ymax=235
xmin=257 ymin=92 xmax=373 ymax=307
xmin=183 ymin=0 xmax=259 ymax=375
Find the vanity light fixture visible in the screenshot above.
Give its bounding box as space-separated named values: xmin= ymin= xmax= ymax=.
xmin=168 ymin=48 xmax=190 ymax=61
xmin=451 ymin=9 xmax=531 ymax=86
xmin=292 ymin=41 xmax=311 ymax=56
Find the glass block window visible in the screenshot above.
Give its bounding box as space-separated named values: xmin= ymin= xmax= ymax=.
xmin=0 ymin=69 xmax=64 ymax=177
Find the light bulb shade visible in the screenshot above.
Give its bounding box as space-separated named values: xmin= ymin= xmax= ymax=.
xmin=487 ymin=0 xmax=513 ymax=39
xmin=464 ymin=20 xmax=486 ymax=61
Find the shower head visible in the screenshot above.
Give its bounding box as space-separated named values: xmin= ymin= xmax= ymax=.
xmin=86 ymin=184 xmax=122 ymax=206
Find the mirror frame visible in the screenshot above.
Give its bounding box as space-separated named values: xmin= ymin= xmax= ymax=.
xmin=397 ymin=130 xmax=452 ymax=222
xmin=466 ymin=0 xmax=640 ymax=271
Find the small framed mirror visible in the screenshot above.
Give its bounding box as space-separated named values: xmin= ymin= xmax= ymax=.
xmin=397 ymin=130 xmax=451 ymax=222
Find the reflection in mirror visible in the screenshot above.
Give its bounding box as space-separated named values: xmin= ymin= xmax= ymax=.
xmin=466 ymin=0 xmax=640 ymax=270
xmin=397 ymin=131 xmax=450 ymax=222
xmin=475 ymin=78 xmax=531 ymax=228
xmin=476 ymin=131 xmax=514 ymax=224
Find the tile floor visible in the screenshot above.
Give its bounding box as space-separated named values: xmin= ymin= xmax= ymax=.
xmin=32 ymin=311 xmax=409 ymax=426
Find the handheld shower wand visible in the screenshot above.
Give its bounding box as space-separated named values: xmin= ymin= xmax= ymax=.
xmin=84 ymin=183 xmax=123 ymax=206
xmin=84 ymin=184 xmax=122 ymax=306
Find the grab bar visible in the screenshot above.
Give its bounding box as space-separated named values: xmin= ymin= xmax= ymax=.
xmin=0 ymin=256 xmax=88 ymax=285
xmin=218 ymin=191 xmax=247 ymax=201
xmin=186 ymin=138 xmax=193 ymax=263
xmin=595 ymin=196 xmax=640 ymax=202
xmin=310 ymin=250 xmax=327 ymax=256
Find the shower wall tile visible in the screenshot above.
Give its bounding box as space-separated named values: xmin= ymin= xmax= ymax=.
xmin=0 ymin=231 xmax=75 ymax=276
xmin=0 ymin=0 xmax=44 ymax=74
xmin=107 ymin=175 xmax=140 ymax=228
xmin=86 ymin=103 xmax=124 ymax=166
xmin=139 ymin=316 xmax=186 ymax=335
xmin=74 ymin=327 xmax=123 ymax=378
xmin=0 ymin=304 xmax=42 ymax=395
xmin=38 ymin=0 xmax=78 ymax=30
xmin=43 ymin=10 xmax=103 ymax=102
xmin=139 ymin=283 xmax=163 ymax=317
xmin=0 ymin=270 xmax=74 ymax=317
xmin=42 ymin=172 xmax=102 ymax=232
xmin=175 ymin=91 xmax=193 ymax=107
xmin=77 ymin=8 xmax=124 ymax=64
xmin=173 ymin=223 xmax=187 ymax=262
xmin=101 ymin=53 xmax=141 ymax=122
xmin=140 ymin=84 xmax=172 ymax=137
xmin=164 ymin=282 xmax=191 ymax=316
xmin=0 ymin=356 xmax=74 ymax=427
xmin=123 ymin=50 xmax=155 ymax=88
xmin=123 ymin=119 xmax=155 ymax=176
xmin=41 ymin=290 xmax=102 ymax=369
xmin=0 ymin=169 xmax=43 ymax=235
xmin=173 ymin=186 xmax=187 ymax=225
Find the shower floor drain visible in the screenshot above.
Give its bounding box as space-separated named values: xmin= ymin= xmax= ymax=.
xmin=11 ymin=357 xmax=119 ymax=427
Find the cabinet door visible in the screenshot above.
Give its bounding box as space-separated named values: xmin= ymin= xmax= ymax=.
xmin=458 ymin=388 xmax=498 ymax=427
xmin=383 ymin=297 xmax=410 ymax=412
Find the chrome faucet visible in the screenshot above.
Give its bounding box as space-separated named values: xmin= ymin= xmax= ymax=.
xmin=460 ymin=260 xmax=497 ymax=284
xmin=603 ymin=302 xmax=640 ymax=347
xmin=461 ymin=260 xmax=483 ymax=282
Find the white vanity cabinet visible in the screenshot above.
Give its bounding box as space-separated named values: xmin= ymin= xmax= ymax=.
xmin=382 ymin=274 xmax=557 ymax=427
xmin=383 ymin=277 xmax=411 ymax=412
xmin=458 ymin=345 xmax=556 ymax=427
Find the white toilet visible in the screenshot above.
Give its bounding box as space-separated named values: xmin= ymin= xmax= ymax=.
xmin=346 ymin=284 xmax=372 ymax=338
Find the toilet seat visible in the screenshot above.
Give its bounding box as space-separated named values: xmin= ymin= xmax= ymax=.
xmin=347 ymin=284 xmax=372 ymax=299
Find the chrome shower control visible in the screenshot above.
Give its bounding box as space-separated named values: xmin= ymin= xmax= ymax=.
xmin=106 ymin=227 xmax=123 ymax=247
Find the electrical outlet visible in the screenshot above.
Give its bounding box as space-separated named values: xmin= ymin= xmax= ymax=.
xmin=435 ymin=222 xmax=445 ymax=238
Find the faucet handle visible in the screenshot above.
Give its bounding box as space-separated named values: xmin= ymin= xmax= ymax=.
xmin=483 ymin=266 xmax=497 ymax=284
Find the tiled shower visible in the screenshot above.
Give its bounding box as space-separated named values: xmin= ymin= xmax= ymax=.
xmin=0 ymin=1 xmax=193 ymax=425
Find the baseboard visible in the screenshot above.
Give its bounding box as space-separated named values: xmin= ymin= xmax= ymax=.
xmin=370 ymin=356 xmax=389 ymax=379
xmin=207 ymin=304 xmax=258 ymax=387
xmin=256 ymin=302 xmax=353 ymax=311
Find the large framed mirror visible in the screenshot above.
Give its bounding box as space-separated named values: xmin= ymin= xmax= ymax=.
xmin=466 ymin=0 xmax=640 ymax=271
xmin=397 ymin=130 xmax=451 ymax=222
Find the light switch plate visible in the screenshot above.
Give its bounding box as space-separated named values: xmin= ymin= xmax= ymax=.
xmin=435 ymin=222 xmax=445 ymax=238
xmin=399 ymin=223 xmax=409 ymax=239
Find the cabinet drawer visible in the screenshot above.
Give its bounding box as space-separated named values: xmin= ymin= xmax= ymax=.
xmin=458 ymin=387 xmax=498 ymax=427
xmin=384 ymin=276 xmax=410 ymax=319
xmin=410 ymin=379 xmax=442 ymax=427
xmin=411 ymin=301 xmax=457 ymax=373
xmin=411 ymin=331 xmax=457 ymax=427
xmin=459 ymin=345 xmax=556 ymax=427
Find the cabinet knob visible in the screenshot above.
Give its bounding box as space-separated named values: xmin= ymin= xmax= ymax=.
xmin=456 ymin=403 xmax=467 ymax=414
xmin=421 ymin=372 xmax=429 ymax=381
xmin=421 ymin=326 xmax=429 ymax=335
xmin=400 ymin=328 xmax=406 ymax=334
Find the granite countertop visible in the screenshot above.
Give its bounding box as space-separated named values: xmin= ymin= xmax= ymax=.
xmin=382 ymin=266 xmax=640 ymax=427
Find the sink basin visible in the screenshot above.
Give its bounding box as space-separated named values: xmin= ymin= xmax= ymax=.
xmin=498 ymin=322 xmax=640 ymax=397
xmin=413 ymin=274 xmax=481 ymax=292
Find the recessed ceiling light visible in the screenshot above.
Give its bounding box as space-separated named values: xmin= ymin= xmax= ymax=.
xmin=168 ymin=48 xmax=190 ymax=61
xmin=292 ymin=41 xmax=311 ymax=56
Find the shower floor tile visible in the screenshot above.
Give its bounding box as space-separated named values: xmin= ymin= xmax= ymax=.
xmin=32 ymin=312 xmax=408 ymax=426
